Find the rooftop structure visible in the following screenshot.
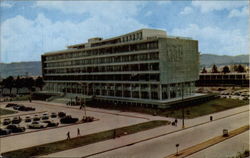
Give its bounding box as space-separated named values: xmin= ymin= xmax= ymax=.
xmin=41 ymin=28 xmax=199 ymax=108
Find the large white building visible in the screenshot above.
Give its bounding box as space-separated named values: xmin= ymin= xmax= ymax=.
xmin=41 ymin=29 xmax=199 ymax=108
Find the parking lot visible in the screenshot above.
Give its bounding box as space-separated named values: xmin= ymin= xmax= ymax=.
xmin=0 ymin=101 xmax=150 ymax=153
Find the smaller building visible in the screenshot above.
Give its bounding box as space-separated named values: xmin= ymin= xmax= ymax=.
xmin=196 ymin=72 xmax=250 ymax=87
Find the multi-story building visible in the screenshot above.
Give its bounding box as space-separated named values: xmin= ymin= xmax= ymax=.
xmin=41 ymin=29 xmax=199 ymax=108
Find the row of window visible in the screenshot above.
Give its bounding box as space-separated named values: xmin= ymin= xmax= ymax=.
xmin=45 ymin=52 xmax=159 ymax=68
xmin=45 ymin=63 xmax=159 ymax=74
xmin=44 ymin=74 xmax=160 ymax=81
xmin=45 ymin=41 xmax=158 ymax=61
xmin=200 ymin=75 xmax=246 ymax=80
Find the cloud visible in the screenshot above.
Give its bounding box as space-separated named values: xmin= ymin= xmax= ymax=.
xmin=180 ymin=6 xmax=193 ymax=15
xmin=35 ymin=1 xmax=141 ymax=17
xmin=145 ymin=11 xmax=152 ymax=16
xmin=157 ymin=1 xmax=171 ymax=5
xmin=228 ymin=6 xmax=249 ymax=18
xmin=171 ymin=24 xmax=249 ymax=55
xmin=0 ymin=1 xmax=13 ymax=8
xmin=1 ymin=8 xmax=147 ymax=62
xmin=191 ymin=1 xmax=248 ymax=13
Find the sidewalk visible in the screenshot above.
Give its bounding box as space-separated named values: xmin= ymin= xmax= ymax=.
xmin=165 ymin=125 xmax=249 ymax=158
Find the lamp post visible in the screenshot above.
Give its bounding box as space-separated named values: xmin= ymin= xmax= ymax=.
xmin=78 ymin=82 xmax=89 ymax=117
xmin=181 ymin=83 xmax=185 ymax=129
xmin=175 ymin=144 xmax=179 ymax=156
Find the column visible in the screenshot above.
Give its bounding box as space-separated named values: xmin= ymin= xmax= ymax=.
xmin=159 ymin=84 xmax=162 ymax=100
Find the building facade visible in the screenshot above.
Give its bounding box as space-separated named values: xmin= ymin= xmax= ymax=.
xmin=41 ymin=29 xmax=199 ymax=107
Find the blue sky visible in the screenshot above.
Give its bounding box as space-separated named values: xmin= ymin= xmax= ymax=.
xmin=0 ymin=0 xmax=249 ymax=63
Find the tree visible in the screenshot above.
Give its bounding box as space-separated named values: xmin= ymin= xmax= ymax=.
xmin=15 ymin=76 xmax=23 ymax=94
xmin=3 ymin=76 xmax=14 ymax=94
xmin=222 ymin=65 xmax=230 ymax=73
xmin=35 ymin=76 xmax=45 ymax=91
xmin=237 ymin=64 xmax=246 ymax=73
xmin=211 ymin=64 xmax=219 ymax=73
xmin=201 ymin=67 xmax=207 ymax=73
xmin=24 ymin=77 xmax=35 ymax=91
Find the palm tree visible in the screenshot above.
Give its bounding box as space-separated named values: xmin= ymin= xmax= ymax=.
xmin=237 ymin=64 xmax=246 ymax=73
xmin=222 ymin=65 xmax=230 ymax=73
xmin=211 ymin=64 xmax=219 ymax=73
xmin=201 ymin=67 xmax=207 ymax=73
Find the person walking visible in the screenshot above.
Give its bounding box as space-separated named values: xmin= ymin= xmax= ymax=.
xmin=67 ymin=131 xmax=70 ymax=140
xmin=77 ymin=128 xmax=80 ymax=136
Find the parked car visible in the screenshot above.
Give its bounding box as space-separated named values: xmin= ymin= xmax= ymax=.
xmin=5 ymin=103 xmax=17 ymax=108
xmin=33 ymin=115 xmax=41 ymax=121
xmin=60 ymin=115 xmax=78 ymax=124
xmin=0 ymin=128 xmax=11 ymax=136
xmin=58 ymin=112 xmax=66 ymax=118
xmin=25 ymin=107 xmax=35 ymax=111
xmin=15 ymin=105 xmax=35 ymax=111
xmin=81 ymin=116 xmax=94 ymax=123
xmin=25 ymin=116 xmax=32 ymax=122
xmin=2 ymin=118 xmax=11 ymax=125
xmin=28 ymin=121 xmax=47 ymax=129
xmin=13 ymin=105 xmax=22 ymax=110
xmin=41 ymin=114 xmax=49 ymax=120
xmin=18 ymin=105 xmax=28 ymax=111
xmin=12 ymin=117 xmax=22 ymax=124
xmin=51 ymin=112 xmax=57 ymax=118
xmin=43 ymin=120 xmax=59 ymax=127
xmin=6 ymin=124 xmax=25 ymax=133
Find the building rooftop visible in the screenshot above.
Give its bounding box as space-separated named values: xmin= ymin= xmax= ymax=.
xmin=44 ymin=28 xmax=194 ymax=55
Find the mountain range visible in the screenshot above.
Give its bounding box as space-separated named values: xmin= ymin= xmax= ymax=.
xmin=0 ymin=54 xmax=249 ymax=78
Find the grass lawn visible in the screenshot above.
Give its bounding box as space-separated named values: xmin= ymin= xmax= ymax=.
xmin=2 ymin=120 xmax=169 ymax=158
xmin=89 ymin=98 xmax=248 ymax=119
xmin=164 ymin=98 xmax=249 ymax=119
xmin=0 ymin=108 xmax=17 ymax=116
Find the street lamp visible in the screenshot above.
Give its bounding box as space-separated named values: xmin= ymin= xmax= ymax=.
xmin=175 ymin=144 xmax=179 ymax=156
xmin=78 ymin=82 xmax=90 ymax=117
xmin=181 ymin=83 xmax=185 ymax=129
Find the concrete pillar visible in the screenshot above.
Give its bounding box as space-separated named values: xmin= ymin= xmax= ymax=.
xmin=122 ymin=84 xmax=124 ymax=97
xmin=167 ymin=84 xmax=170 ymax=99
xmin=130 ymin=84 xmax=133 ymax=98
xmin=159 ymin=84 xmax=162 ymax=100
xmin=149 ymin=84 xmax=151 ymax=99
xmin=139 ymin=84 xmax=141 ymax=99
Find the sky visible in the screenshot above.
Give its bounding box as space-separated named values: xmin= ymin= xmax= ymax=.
xmin=0 ymin=0 xmax=249 ymax=63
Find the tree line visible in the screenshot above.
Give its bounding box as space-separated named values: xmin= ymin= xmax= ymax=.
xmin=201 ymin=64 xmax=246 ymax=73
xmin=0 ymin=76 xmax=45 ymax=94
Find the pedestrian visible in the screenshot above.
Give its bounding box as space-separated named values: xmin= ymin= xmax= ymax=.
xmin=67 ymin=131 xmax=70 ymax=140
xmin=210 ymin=116 xmax=213 ymax=121
xmin=77 ymin=128 xmax=80 ymax=136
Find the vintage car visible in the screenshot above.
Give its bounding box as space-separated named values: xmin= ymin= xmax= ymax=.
xmin=6 ymin=124 xmax=25 ymax=133
xmin=60 ymin=115 xmax=78 ymax=124
xmin=0 ymin=128 xmax=11 ymax=136
xmin=51 ymin=112 xmax=57 ymax=118
xmin=28 ymin=121 xmax=47 ymax=129
xmin=2 ymin=118 xmax=11 ymax=125
xmin=43 ymin=120 xmax=59 ymax=127
xmin=12 ymin=117 xmax=22 ymax=124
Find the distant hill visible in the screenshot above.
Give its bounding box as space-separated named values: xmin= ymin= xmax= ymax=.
xmin=0 ymin=61 xmax=41 ymax=78
xmin=200 ymin=54 xmax=249 ymax=67
xmin=0 ymin=54 xmax=249 ymax=78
